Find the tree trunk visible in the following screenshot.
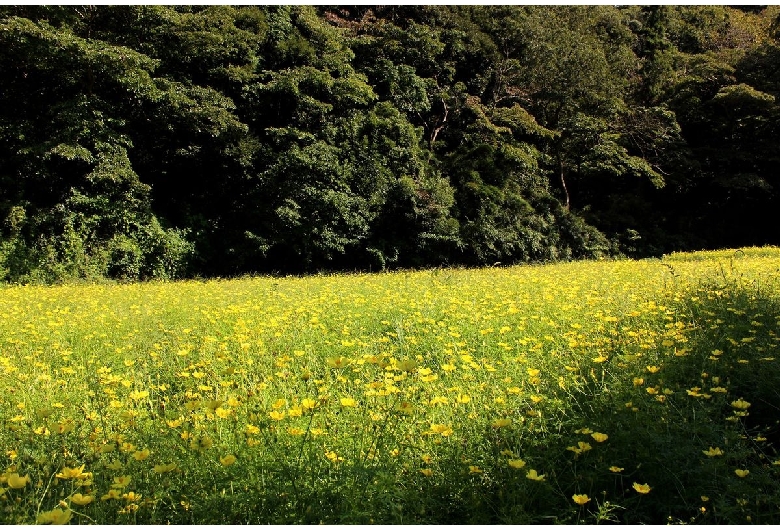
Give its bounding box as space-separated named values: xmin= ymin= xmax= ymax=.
xmin=558 ymin=156 xmax=570 ymax=211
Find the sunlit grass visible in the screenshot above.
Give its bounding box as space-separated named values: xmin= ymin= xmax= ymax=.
xmin=1 ymin=247 xmax=779 ymax=523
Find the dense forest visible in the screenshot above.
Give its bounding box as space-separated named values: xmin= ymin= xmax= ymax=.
xmin=1 ymin=5 xmax=779 ymax=282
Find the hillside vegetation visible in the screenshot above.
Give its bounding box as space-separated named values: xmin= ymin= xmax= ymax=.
xmin=1 ymin=248 xmax=779 ymax=523
xmin=1 ymin=6 xmax=780 ymax=281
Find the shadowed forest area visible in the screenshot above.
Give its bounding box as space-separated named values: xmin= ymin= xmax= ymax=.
xmin=1 ymin=6 xmax=779 ymax=282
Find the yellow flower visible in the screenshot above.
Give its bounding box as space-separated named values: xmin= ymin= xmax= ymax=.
xmin=287 ymin=427 xmax=305 ymax=435
xmin=491 ymin=418 xmax=512 ymax=429
xmin=101 ymin=489 xmax=122 ymax=501
xmin=591 ymin=432 xmax=608 ymax=443
xmin=421 ymin=454 xmax=433 ymax=464
xmin=301 ymin=398 xmax=317 ymax=410
xmin=633 ymin=377 xmax=644 ymax=386
xmin=609 ymin=466 xmax=624 ymax=473
xmin=122 ymin=491 xmax=142 ymax=503
xmin=396 ymin=401 xmax=414 ymax=414
xmin=190 ymin=434 xmax=214 ymax=451
xmin=633 ymin=482 xmax=651 ymax=494
xmin=572 ymin=494 xmax=591 ymax=505
xmin=567 ymin=441 xmax=593 ymax=455
xmin=325 ymin=451 xmax=343 ymax=463
xmin=111 ymin=475 xmax=132 ymax=489
xmin=269 ymin=410 xmax=286 ymax=421
xmin=702 ymin=447 xmax=723 ymax=457
xmin=508 ymin=459 xmax=526 ymax=469
xmin=427 ymin=423 xmax=454 ymax=436
xmin=456 ymin=394 xmax=471 ymax=404
xmin=527 ymin=368 xmax=540 ymax=377
xmin=132 ymin=448 xmax=151 ymax=461
xmin=468 ymin=465 xmax=483 ymax=474
xmin=215 ymin=407 xmax=232 ymax=419
xmin=731 ymin=399 xmax=751 ymax=410
xmin=646 ymin=365 xmax=660 ymax=373
xmin=153 ymin=463 xmax=177 ymax=474
xmin=56 ymin=465 xmax=89 ymax=480
xmin=735 ymin=469 xmax=750 ymax=478
xmin=37 ymin=508 xmax=72 ymax=524
xmin=245 ymin=424 xmax=260 ymax=435
xmin=220 ymin=454 xmax=237 ymax=466
xmin=526 ymin=469 xmax=545 ymax=481
xmin=7 ymin=473 xmax=29 ymax=489
xmin=420 ymin=468 xmax=433 ymax=477
xmin=70 ymin=493 xmax=94 ymax=506
xmin=339 ymin=397 xmax=357 ymax=408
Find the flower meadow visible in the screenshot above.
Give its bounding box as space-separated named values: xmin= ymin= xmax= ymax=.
xmin=1 ymin=247 xmax=780 ymax=524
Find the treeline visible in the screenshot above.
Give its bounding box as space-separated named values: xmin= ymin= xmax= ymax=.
xmin=1 ymin=6 xmax=779 ymax=282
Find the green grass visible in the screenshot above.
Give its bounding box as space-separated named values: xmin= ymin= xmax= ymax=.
xmin=1 ymin=248 xmax=780 ymax=523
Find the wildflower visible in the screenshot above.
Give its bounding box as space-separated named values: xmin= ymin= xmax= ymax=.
xmin=567 ymin=441 xmax=593 ymax=454
xmin=426 ymin=424 xmax=454 ymax=436
xmin=37 ymin=508 xmax=72 ymax=524
xmin=288 ymin=427 xmax=304 ymax=435
xmin=469 ymin=465 xmax=483 ymax=474
xmin=220 ymin=454 xmax=236 ymax=467
xmin=420 ymin=468 xmax=433 ymax=477
xmin=269 ymin=410 xmax=286 ymax=421
xmin=646 ymin=366 xmax=660 ymax=373
xmin=396 ymin=401 xmax=414 ymax=414
xmin=123 ymin=491 xmax=142 ymax=503
xmin=132 ymin=448 xmax=151 ymax=461
xmin=70 ymin=493 xmax=94 ymax=506
xmin=491 ymin=418 xmax=512 ymax=429
xmin=731 ymin=399 xmax=751 ymax=410
xmin=325 ymin=451 xmax=343 ymax=463
xmin=591 ymin=432 xmax=608 ymax=443
xmin=153 ymin=463 xmax=177 ymax=474
xmin=508 ymin=459 xmax=526 ymax=469
xmin=340 ymin=397 xmax=357 ymax=408
xmin=7 ymin=473 xmax=29 ymax=489
xmin=244 ymin=423 xmax=260 ymax=435
xmin=633 ymin=482 xmax=651 ymax=494
xmin=633 ymin=377 xmax=644 ymax=386
xmin=526 ymin=469 xmax=545 ymax=481
xmin=572 ymin=494 xmax=591 ymax=505
xmin=166 ymin=417 xmax=184 ymax=428
xmin=301 ymin=398 xmax=317 ymax=410
xmin=456 ymin=394 xmax=471 ymax=404
xmin=56 ymin=465 xmax=89 ymax=480
xmin=101 ymin=489 xmax=122 ymax=501
xmin=735 ymin=469 xmax=750 ymax=478
xmin=702 ymin=447 xmax=723 ymax=457
xmin=104 ymin=460 xmax=123 ymax=471
xmin=111 ymin=475 xmax=132 ymax=489
xmin=421 ymin=454 xmax=433 ymax=464
xmin=190 ymin=434 xmax=214 ymax=451
xmin=215 ymin=407 xmax=232 ymax=419
xmin=609 ymin=466 xmax=624 ymax=473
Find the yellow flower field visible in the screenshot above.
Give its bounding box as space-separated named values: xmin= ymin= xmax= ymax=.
xmin=1 ymin=247 xmax=779 ymax=523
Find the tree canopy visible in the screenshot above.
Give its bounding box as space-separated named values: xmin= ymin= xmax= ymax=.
xmin=1 ymin=5 xmax=779 ymax=281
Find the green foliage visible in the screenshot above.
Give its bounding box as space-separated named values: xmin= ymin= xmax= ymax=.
xmin=1 ymin=5 xmax=780 ymax=281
